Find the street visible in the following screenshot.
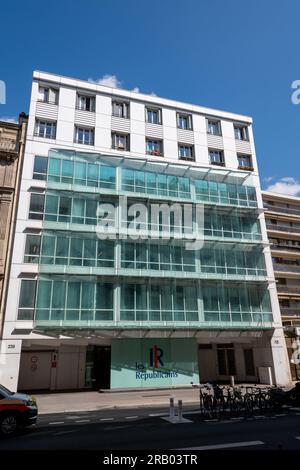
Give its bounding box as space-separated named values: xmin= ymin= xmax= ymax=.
xmin=1 ymin=406 xmax=300 ymax=450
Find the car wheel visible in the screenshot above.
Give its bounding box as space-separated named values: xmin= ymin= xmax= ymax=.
xmin=0 ymin=413 xmax=19 ymax=436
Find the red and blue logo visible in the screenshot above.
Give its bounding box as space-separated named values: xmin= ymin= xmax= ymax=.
xmin=149 ymin=345 xmax=164 ymax=368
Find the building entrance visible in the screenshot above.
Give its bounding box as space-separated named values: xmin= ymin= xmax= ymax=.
xmin=85 ymin=346 xmax=111 ymax=389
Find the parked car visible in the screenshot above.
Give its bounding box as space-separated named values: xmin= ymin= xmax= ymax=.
xmin=0 ymin=384 xmax=38 ymax=436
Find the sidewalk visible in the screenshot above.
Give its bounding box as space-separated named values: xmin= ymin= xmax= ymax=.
xmin=35 ymin=387 xmax=201 ymax=414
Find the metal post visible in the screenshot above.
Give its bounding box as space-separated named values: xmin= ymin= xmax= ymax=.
xmin=230 ymin=376 xmax=235 ymax=388
xmin=169 ymin=397 xmax=175 ymax=418
xmin=178 ymin=400 xmax=183 ymax=421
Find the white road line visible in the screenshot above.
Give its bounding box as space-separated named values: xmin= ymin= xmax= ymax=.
xmin=149 ymin=412 xmax=168 ymax=417
xmin=49 ymin=421 xmax=64 ymax=425
xmin=125 ymin=416 xmax=139 ymax=419
xmin=176 ymin=440 xmax=264 ymax=450
xmin=75 ymin=419 xmax=90 ymax=423
xmin=295 ymin=437 xmax=300 ymax=440
xmin=54 ymin=430 xmax=78 ymax=436
xmin=100 ymin=418 xmax=114 ymax=421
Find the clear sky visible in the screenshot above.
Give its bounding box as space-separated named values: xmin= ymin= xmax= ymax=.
xmin=1 ymin=0 xmax=300 ymax=195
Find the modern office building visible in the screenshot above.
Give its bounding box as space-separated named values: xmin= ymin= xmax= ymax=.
xmin=0 ymin=114 xmax=27 ymax=338
xmin=263 ymin=190 xmax=300 ymax=381
xmin=0 ymin=71 xmax=291 ymax=391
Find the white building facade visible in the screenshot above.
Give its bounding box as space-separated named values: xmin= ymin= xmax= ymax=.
xmin=0 ymin=71 xmax=291 ymax=391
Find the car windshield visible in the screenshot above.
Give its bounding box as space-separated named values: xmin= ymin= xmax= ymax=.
xmin=0 ymin=384 xmax=14 ymax=395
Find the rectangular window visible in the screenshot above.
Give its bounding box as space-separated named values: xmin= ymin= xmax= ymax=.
xmin=178 ymin=144 xmax=194 ymax=161
xmin=237 ymin=154 xmax=253 ymax=170
xmin=112 ymin=101 xmax=129 ymax=118
xmin=76 ymin=94 xmax=95 ymax=112
xmin=24 ymin=235 xmax=41 ymax=263
xmin=112 ymin=132 xmax=130 ymax=151
xmin=234 ymin=124 xmax=249 ymax=141
xmin=177 ymin=113 xmax=192 ymax=130
xmin=146 ymin=107 xmax=162 ymax=124
xmin=34 ymin=120 xmax=57 ymax=139
xmin=29 ymin=193 xmax=45 ymax=220
xmin=207 ymin=119 xmax=221 ymax=136
xmin=38 ymin=86 xmax=59 ymax=104
xmin=33 ymin=156 xmax=48 ymax=180
xmin=146 ymin=139 xmax=163 ymax=156
xmin=209 ymin=149 xmax=225 ymax=166
xmin=74 ymin=126 xmax=94 ymax=145
xmin=18 ymin=280 xmax=37 ymax=320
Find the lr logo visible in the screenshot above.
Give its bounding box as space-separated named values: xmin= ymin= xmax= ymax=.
xmin=0 ymin=81 xmax=6 ymax=104
xmin=149 ymin=345 xmax=164 ymax=368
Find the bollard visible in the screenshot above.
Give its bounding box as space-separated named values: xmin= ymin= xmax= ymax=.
xmin=230 ymin=375 xmax=235 ymax=388
xmin=178 ymin=400 xmax=183 ymax=421
xmin=169 ymin=397 xmax=175 ymax=418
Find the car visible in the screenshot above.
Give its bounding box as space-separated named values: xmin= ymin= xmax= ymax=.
xmin=0 ymin=384 xmax=38 ymax=436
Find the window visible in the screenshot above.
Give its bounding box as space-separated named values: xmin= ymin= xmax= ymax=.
xmin=33 ymin=156 xmax=48 ymax=180
xmin=209 ymin=149 xmax=225 ymax=166
xmin=34 ymin=120 xmax=56 ymax=139
xmin=74 ymin=126 xmax=94 ymax=145
xmin=18 ymin=280 xmax=37 ymax=320
xmin=178 ymin=144 xmax=194 ymax=161
xmin=237 ymin=154 xmax=253 ymax=170
xmin=112 ymin=132 xmax=130 ymax=151
xmin=24 ymin=235 xmax=41 ymax=263
xmin=177 ymin=113 xmax=192 ymax=130
xmin=112 ymin=101 xmax=129 ymax=118
xmin=244 ymin=349 xmax=255 ymax=376
xmin=207 ymin=119 xmax=221 ymax=136
xmin=76 ymin=94 xmax=95 ymax=112
xmin=146 ymin=139 xmax=163 ymax=156
xmin=146 ymin=107 xmax=162 ymax=124
xmin=38 ymin=86 xmax=59 ymax=104
xmin=234 ymin=124 xmax=249 ymax=141
xmin=29 ymin=193 xmax=45 ymax=220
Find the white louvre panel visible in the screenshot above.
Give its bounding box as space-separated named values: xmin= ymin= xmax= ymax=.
xmin=235 ymin=139 xmax=252 ymax=154
xmin=75 ymin=110 xmax=96 ymax=127
xmin=111 ymin=116 xmax=130 ymax=133
xmin=35 ymin=102 xmax=58 ymax=120
xmin=177 ymin=129 xmax=194 ymax=144
xmin=207 ymin=134 xmax=224 ymax=149
xmin=145 ymin=122 xmax=163 ymax=139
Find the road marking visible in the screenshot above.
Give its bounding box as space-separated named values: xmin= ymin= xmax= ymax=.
xmin=295 ymin=436 xmax=300 ymax=440
xmin=75 ymin=419 xmax=90 ymax=423
xmin=54 ymin=430 xmax=78 ymax=436
xmin=49 ymin=421 xmax=64 ymax=425
xmin=290 ymin=407 xmax=300 ymax=411
xmin=125 ymin=416 xmax=139 ymax=419
xmin=185 ymin=410 xmax=202 ymax=415
xmin=176 ymin=440 xmax=264 ymax=450
xmin=149 ymin=412 xmax=168 ymax=417
xmin=100 ymin=418 xmax=114 ymax=421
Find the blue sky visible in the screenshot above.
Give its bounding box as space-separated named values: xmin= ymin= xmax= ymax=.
xmin=1 ymin=0 xmax=300 ymax=194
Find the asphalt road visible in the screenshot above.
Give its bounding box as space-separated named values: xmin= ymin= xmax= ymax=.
xmin=1 ymin=406 xmax=300 ymax=451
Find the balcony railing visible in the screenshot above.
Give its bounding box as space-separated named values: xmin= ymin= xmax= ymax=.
xmin=277 ymin=285 xmax=300 ymax=295
xmin=280 ymin=307 xmax=300 ymax=316
xmin=271 ymin=244 xmax=300 ymax=252
xmin=266 ymin=223 xmax=300 ymax=234
xmin=265 ymin=203 xmax=300 ymax=217
xmin=273 ymin=263 xmax=300 ymax=274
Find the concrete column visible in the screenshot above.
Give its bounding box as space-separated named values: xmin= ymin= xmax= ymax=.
xmin=0 ymin=339 xmax=22 ymax=392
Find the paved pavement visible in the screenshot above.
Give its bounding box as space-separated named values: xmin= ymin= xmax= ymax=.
xmin=34 ymin=383 xmax=278 ymax=414
xmin=35 ymin=387 xmax=201 ymax=414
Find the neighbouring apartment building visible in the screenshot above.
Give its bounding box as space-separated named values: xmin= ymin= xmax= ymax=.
xmin=0 ymin=114 xmax=27 ymax=338
xmin=0 ymin=71 xmax=291 ymax=391
xmin=263 ymin=191 xmax=300 ymax=381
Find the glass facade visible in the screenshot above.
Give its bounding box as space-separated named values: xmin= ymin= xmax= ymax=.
xmin=20 ymin=149 xmax=272 ymax=328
